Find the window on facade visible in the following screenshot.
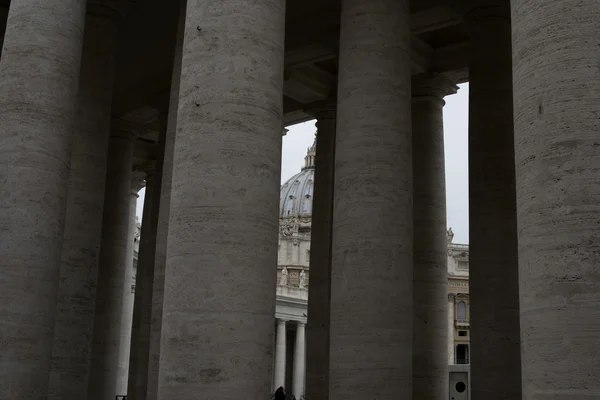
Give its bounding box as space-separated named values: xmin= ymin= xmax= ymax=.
xmin=457 ymin=301 xmax=467 ymax=320
xmin=458 ymin=330 xmax=467 ymax=337
xmin=457 ymin=260 xmax=468 ymax=270
xmin=456 ymin=344 xmax=469 ymax=364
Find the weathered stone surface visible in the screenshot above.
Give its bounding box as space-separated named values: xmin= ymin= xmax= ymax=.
xmin=88 ymin=129 xmax=137 ymax=400
xmin=147 ymin=5 xmax=185 ymax=399
xmin=157 ymin=0 xmax=286 ymax=398
xmin=48 ymin=9 xmax=120 ymax=400
xmin=0 ymin=1 xmax=85 ymax=398
xmin=467 ymin=3 xmax=523 ymax=400
xmin=512 ymin=0 xmax=600 ymax=398
xmin=329 ymin=0 xmax=412 ymax=398
xmin=305 ymin=111 xmax=336 ymax=400
xmin=412 ymin=73 xmax=456 ymax=400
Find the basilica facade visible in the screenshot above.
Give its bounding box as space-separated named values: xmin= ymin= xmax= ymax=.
xmin=271 ymin=140 xmax=472 ymax=398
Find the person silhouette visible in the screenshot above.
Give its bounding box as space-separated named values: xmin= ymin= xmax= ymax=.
xmin=274 ymin=386 xmax=286 ymax=400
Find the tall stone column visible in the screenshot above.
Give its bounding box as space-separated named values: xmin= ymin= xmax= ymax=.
xmin=448 ymin=294 xmax=455 ymax=365
xmin=292 ymin=322 xmax=306 ymax=398
xmin=147 ymin=5 xmax=185 ymax=399
xmin=48 ymin=5 xmax=121 ymax=399
xmin=157 ymin=0 xmax=286 ymax=398
xmin=119 ymin=172 xmax=146 ymax=395
xmin=330 ymin=0 xmax=412 ymax=398
xmin=128 ymin=167 xmax=157 ymax=400
xmin=88 ymin=127 xmax=137 ymax=400
xmin=274 ymin=319 xmax=287 ymax=390
xmin=512 ymin=1 xmax=600 ymax=398
xmin=305 ymin=107 xmax=336 ymax=400
xmin=466 ymin=2 xmax=522 ymax=399
xmin=412 ymin=73 xmax=456 ymax=400
xmin=0 ymin=1 xmax=86 ymax=397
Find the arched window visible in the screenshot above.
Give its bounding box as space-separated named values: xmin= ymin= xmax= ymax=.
xmin=457 ymin=301 xmax=467 ymax=320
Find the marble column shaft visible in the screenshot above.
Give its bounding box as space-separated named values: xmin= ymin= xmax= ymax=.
xmin=48 ymin=7 xmax=120 ymax=399
xmin=147 ymin=4 xmax=185 ymax=399
xmin=157 ymin=0 xmax=286 ymax=398
xmin=330 ymin=0 xmax=413 ymax=398
xmin=512 ymin=0 xmax=600 ymax=398
xmin=447 ymin=295 xmax=455 ymax=364
xmin=412 ymin=74 xmax=456 ymax=400
xmin=467 ymin=2 xmax=522 ymax=399
xmin=0 ymin=1 xmax=86 ymax=397
xmin=88 ymin=129 xmax=137 ymax=400
xmin=274 ymin=319 xmax=287 ymax=390
xmin=305 ymin=110 xmax=336 ymax=400
xmin=293 ymin=322 xmax=306 ymax=398
xmin=128 ymin=169 xmax=157 ymax=400
xmin=119 ymin=173 xmax=146 ymax=394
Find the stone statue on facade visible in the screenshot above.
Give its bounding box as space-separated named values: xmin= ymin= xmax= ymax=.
xmin=279 ymin=267 xmax=288 ymax=286
xmin=447 ymin=227 xmax=454 ymax=243
xmin=298 ymin=270 xmax=307 ymax=289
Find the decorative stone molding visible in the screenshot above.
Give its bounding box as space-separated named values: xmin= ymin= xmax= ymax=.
xmin=412 ymin=72 xmax=459 ymax=100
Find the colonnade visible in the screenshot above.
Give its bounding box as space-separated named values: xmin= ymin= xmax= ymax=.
xmin=0 ymin=0 xmax=597 ymax=400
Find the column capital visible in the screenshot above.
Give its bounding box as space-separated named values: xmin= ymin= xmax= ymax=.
xmin=131 ymin=171 xmax=146 ymax=195
xmin=137 ymin=160 xmax=158 ymax=180
xmin=308 ymin=103 xmax=337 ymax=121
xmin=276 ymin=318 xmax=288 ymax=325
xmin=111 ymin=120 xmax=141 ymax=140
xmin=412 ymin=73 xmax=458 ymax=101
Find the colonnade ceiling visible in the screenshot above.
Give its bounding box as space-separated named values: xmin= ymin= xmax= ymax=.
xmin=0 ymin=0 xmax=469 ymax=172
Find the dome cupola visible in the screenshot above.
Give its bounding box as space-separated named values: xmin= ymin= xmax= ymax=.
xmin=279 ymin=134 xmax=317 ymax=218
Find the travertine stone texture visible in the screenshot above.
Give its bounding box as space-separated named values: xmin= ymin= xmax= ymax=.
xmin=467 ymin=3 xmax=523 ymax=399
xmin=412 ymin=74 xmax=456 ymax=400
xmin=157 ymin=0 xmax=286 ymax=398
xmin=274 ymin=319 xmax=287 ymax=389
xmin=147 ymin=6 xmax=185 ymax=399
xmin=0 ymin=1 xmax=86 ymax=398
xmin=48 ymin=9 xmax=120 ymax=400
xmin=330 ymin=0 xmax=412 ymax=398
xmin=119 ymin=173 xmax=145 ymax=395
xmin=512 ymin=0 xmax=600 ymax=398
xmin=88 ymin=129 xmax=137 ymax=400
xmin=305 ymin=112 xmax=336 ymax=400
xmin=128 ymin=170 xmax=156 ymax=400
xmin=292 ymin=322 xmax=307 ymax=398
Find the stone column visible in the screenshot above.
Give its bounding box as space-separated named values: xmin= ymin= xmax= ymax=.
xmin=274 ymin=319 xmax=287 ymax=390
xmin=412 ymin=74 xmax=456 ymax=400
xmin=47 ymin=6 xmax=121 ymax=399
xmin=157 ymin=0 xmax=286 ymax=397
xmin=330 ymin=0 xmax=412 ymax=398
xmin=118 ymin=172 xmax=146 ymax=395
xmin=292 ymin=322 xmax=306 ymax=398
xmin=0 ymin=1 xmax=86 ymax=397
xmin=127 ymin=166 xmax=157 ymax=400
xmin=448 ymin=294 xmax=455 ymax=365
xmin=512 ymin=0 xmax=600 ymax=398
xmin=466 ymin=2 xmax=522 ymax=399
xmin=305 ymin=107 xmax=336 ymax=400
xmin=147 ymin=5 xmax=185 ymax=399
xmin=88 ymin=127 xmax=137 ymax=400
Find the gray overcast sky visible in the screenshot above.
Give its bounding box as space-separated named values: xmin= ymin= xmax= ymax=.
xmin=138 ymin=83 xmax=469 ymax=244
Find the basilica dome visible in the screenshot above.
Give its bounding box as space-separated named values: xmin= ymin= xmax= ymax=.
xmin=279 ymin=136 xmax=316 ymax=218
